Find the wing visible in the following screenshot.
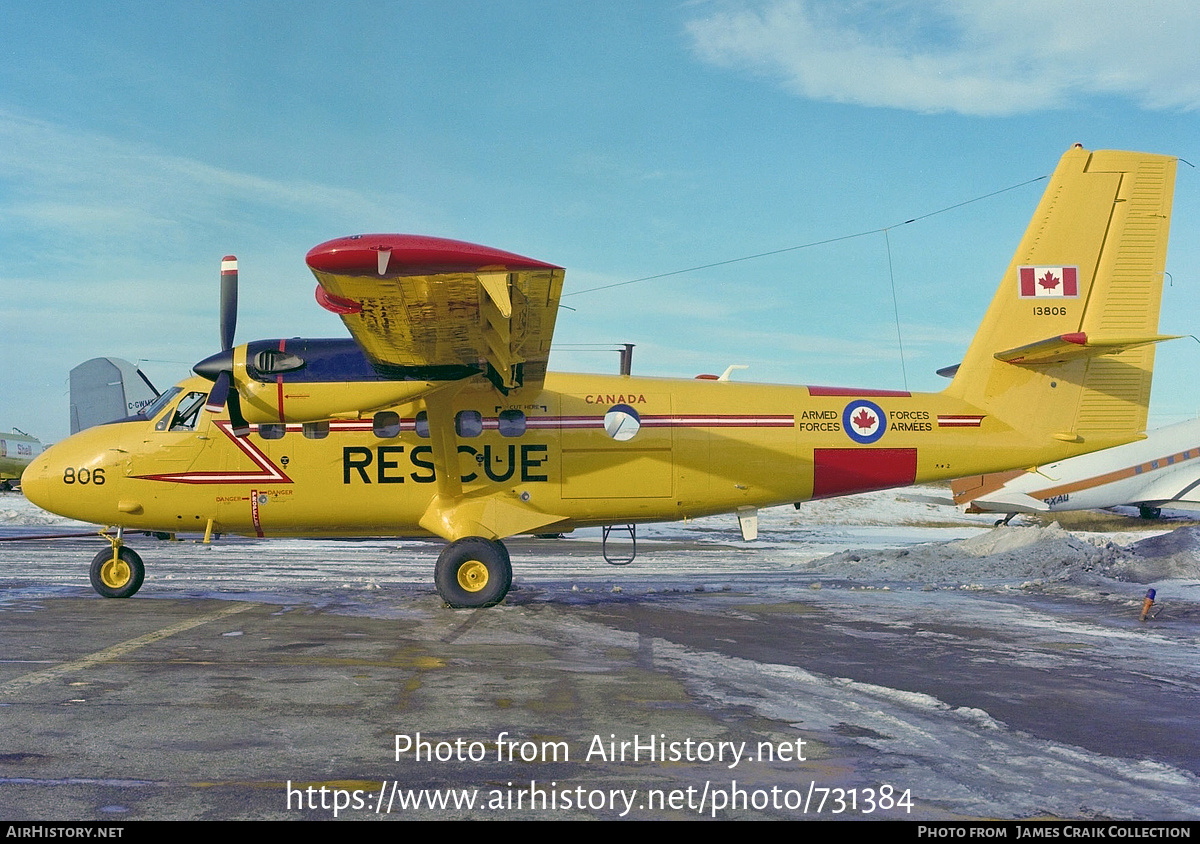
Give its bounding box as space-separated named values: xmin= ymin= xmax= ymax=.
xmin=306 ymin=234 xmax=565 ymax=393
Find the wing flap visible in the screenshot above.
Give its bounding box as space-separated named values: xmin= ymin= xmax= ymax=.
xmin=307 ymin=235 xmax=565 ymax=392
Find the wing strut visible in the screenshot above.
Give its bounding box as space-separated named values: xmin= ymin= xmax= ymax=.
xmin=415 ymin=383 xmax=568 ymax=543
xmin=422 ymin=384 xmax=466 ymax=504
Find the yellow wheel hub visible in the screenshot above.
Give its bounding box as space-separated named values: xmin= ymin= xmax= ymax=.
xmin=457 ymin=560 xmax=489 ymax=593
xmin=100 ymin=557 xmax=131 ymax=589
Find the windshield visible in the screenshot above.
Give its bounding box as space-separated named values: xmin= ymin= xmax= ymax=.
xmin=142 ymin=386 xmax=183 ymax=423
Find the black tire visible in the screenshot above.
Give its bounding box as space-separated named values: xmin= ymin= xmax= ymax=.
xmin=1139 ymin=505 xmax=1162 ymax=520
xmin=434 ymin=538 xmax=511 ymax=608
xmin=89 ymin=547 xmax=145 ymax=598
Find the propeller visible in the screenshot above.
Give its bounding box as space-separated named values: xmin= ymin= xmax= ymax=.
xmin=194 ymin=256 xmax=251 ymax=437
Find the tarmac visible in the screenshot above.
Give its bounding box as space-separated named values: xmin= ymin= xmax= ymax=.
xmin=1 ymin=531 xmax=1198 ymax=821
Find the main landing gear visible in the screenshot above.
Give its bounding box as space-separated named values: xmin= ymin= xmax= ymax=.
xmin=89 ymin=532 xmax=145 ymax=599
xmin=434 ymin=537 xmax=512 ymax=608
xmin=83 ymin=531 xmax=514 ymax=607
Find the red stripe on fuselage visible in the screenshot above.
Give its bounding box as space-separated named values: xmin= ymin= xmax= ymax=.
xmin=806 ymin=386 xmax=912 ymax=397
xmin=276 ymin=339 xmax=287 ymax=423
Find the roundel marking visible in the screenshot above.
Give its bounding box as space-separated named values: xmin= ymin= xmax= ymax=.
xmin=604 ymin=404 xmax=641 ymax=441
xmin=843 ymin=399 xmax=887 ymax=444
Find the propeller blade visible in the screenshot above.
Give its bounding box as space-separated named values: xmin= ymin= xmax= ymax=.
xmin=196 ymin=255 xmax=250 ymax=437
xmin=226 ymin=389 xmax=251 ymax=438
xmin=204 ymin=369 xmax=251 ymax=437
xmin=205 ymin=370 xmax=230 ymax=414
xmin=220 ymin=255 xmax=238 ymax=352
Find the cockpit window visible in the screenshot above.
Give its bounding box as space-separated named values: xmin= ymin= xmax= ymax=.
xmin=145 ymin=387 xmax=183 ymax=426
xmin=157 ymin=391 xmax=207 ymax=432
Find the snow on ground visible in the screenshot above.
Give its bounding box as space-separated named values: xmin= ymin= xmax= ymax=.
xmin=5 ymin=487 xmax=1199 ymax=820
xmin=0 ymin=494 xmax=92 ymax=529
xmin=6 ymin=485 xmax=1198 ymax=603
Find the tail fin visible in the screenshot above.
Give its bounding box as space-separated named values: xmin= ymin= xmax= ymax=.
xmin=946 ymin=145 xmax=1177 ymax=448
xmin=69 ymin=357 xmax=160 ymax=433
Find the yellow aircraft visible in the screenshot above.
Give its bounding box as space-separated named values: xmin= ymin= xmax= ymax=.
xmin=21 ymin=146 xmax=1179 ymax=607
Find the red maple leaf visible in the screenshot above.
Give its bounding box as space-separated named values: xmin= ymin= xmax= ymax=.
xmin=1038 ymin=270 xmax=1060 ymax=291
xmin=852 ymin=408 xmax=876 ymax=431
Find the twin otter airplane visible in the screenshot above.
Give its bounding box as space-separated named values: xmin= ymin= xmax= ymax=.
xmin=23 ymin=146 xmax=1179 ymax=607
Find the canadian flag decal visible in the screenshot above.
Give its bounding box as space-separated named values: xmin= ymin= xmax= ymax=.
xmin=1019 ymin=266 xmax=1079 ymax=298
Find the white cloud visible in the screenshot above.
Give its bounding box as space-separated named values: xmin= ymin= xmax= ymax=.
xmin=0 ymin=109 xmax=425 ymax=440
xmin=0 ymin=110 xmax=411 ymax=248
xmin=686 ymin=0 xmax=1200 ymax=116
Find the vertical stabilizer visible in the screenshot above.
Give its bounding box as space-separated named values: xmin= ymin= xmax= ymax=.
xmin=69 ymin=358 xmax=160 ymax=433
xmin=946 ymin=146 xmax=1176 ymax=448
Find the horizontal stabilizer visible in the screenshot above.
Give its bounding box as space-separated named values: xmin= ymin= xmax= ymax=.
xmin=995 ymin=332 xmax=1180 ymax=367
xmin=951 ymin=469 xmax=1027 ymax=505
xmin=970 ymin=490 xmax=1051 ymax=514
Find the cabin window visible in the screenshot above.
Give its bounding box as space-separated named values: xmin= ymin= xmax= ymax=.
xmin=498 ymin=410 xmax=526 ymax=437
xmin=373 ymin=411 xmax=401 ymax=438
xmin=455 ymin=410 xmax=483 ymax=438
xmin=303 ymin=421 xmax=329 ymax=440
xmin=415 ymin=411 xmax=430 ymax=438
xmin=258 ymin=423 xmax=285 ymax=440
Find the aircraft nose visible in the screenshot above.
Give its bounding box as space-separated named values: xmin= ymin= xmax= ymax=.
xmin=21 ymin=448 xmax=57 ymax=514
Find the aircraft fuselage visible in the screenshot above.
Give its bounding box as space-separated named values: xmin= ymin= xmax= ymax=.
xmin=23 ymin=369 xmax=1109 ymax=540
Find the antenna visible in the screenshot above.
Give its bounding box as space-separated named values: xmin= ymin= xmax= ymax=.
xmin=619 ymin=344 xmax=634 ymax=376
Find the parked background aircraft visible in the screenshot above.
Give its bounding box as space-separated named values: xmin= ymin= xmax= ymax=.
xmin=21 ymin=147 xmax=1179 ymax=607
xmin=0 ymin=429 xmax=42 ymax=491
xmin=953 ymin=416 xmax=1200 ymax=523
xmin=69 ymin=357 xmax=160 ymax=434
xmin=2 ymin=360 xmax=163 ymax=491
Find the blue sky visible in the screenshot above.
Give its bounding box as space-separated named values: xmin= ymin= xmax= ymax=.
xmin=3 ymin=0 xmax=1199 ymax=442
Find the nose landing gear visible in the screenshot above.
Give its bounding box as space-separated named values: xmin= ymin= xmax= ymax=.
xmin=90 ymin=531 xmax=145 ymax=598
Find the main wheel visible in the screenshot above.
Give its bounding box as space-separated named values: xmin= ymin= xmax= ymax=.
xmin=89 ymin=547 xmax=145 ymax=598
xmin=1138 ymin=505 xmax=1162 ymax=520
xmin=434 ymin=538 xmax=512 ymax=608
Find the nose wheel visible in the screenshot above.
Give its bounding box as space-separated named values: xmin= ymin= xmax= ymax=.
xmin=434 ymin=538 xmax=512 ymax=608
xmin=89 ymin=539 xmax=145 ymax=599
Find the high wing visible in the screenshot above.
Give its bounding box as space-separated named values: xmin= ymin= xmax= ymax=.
xmin=306 ymin=234 xmax=565 ymax=393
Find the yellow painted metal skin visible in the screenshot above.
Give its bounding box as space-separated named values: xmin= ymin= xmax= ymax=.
xmin=946 ymin=148 xmax=1175 ymax=442
xmin=21 ymin=148 xmax=1178 ymax=550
